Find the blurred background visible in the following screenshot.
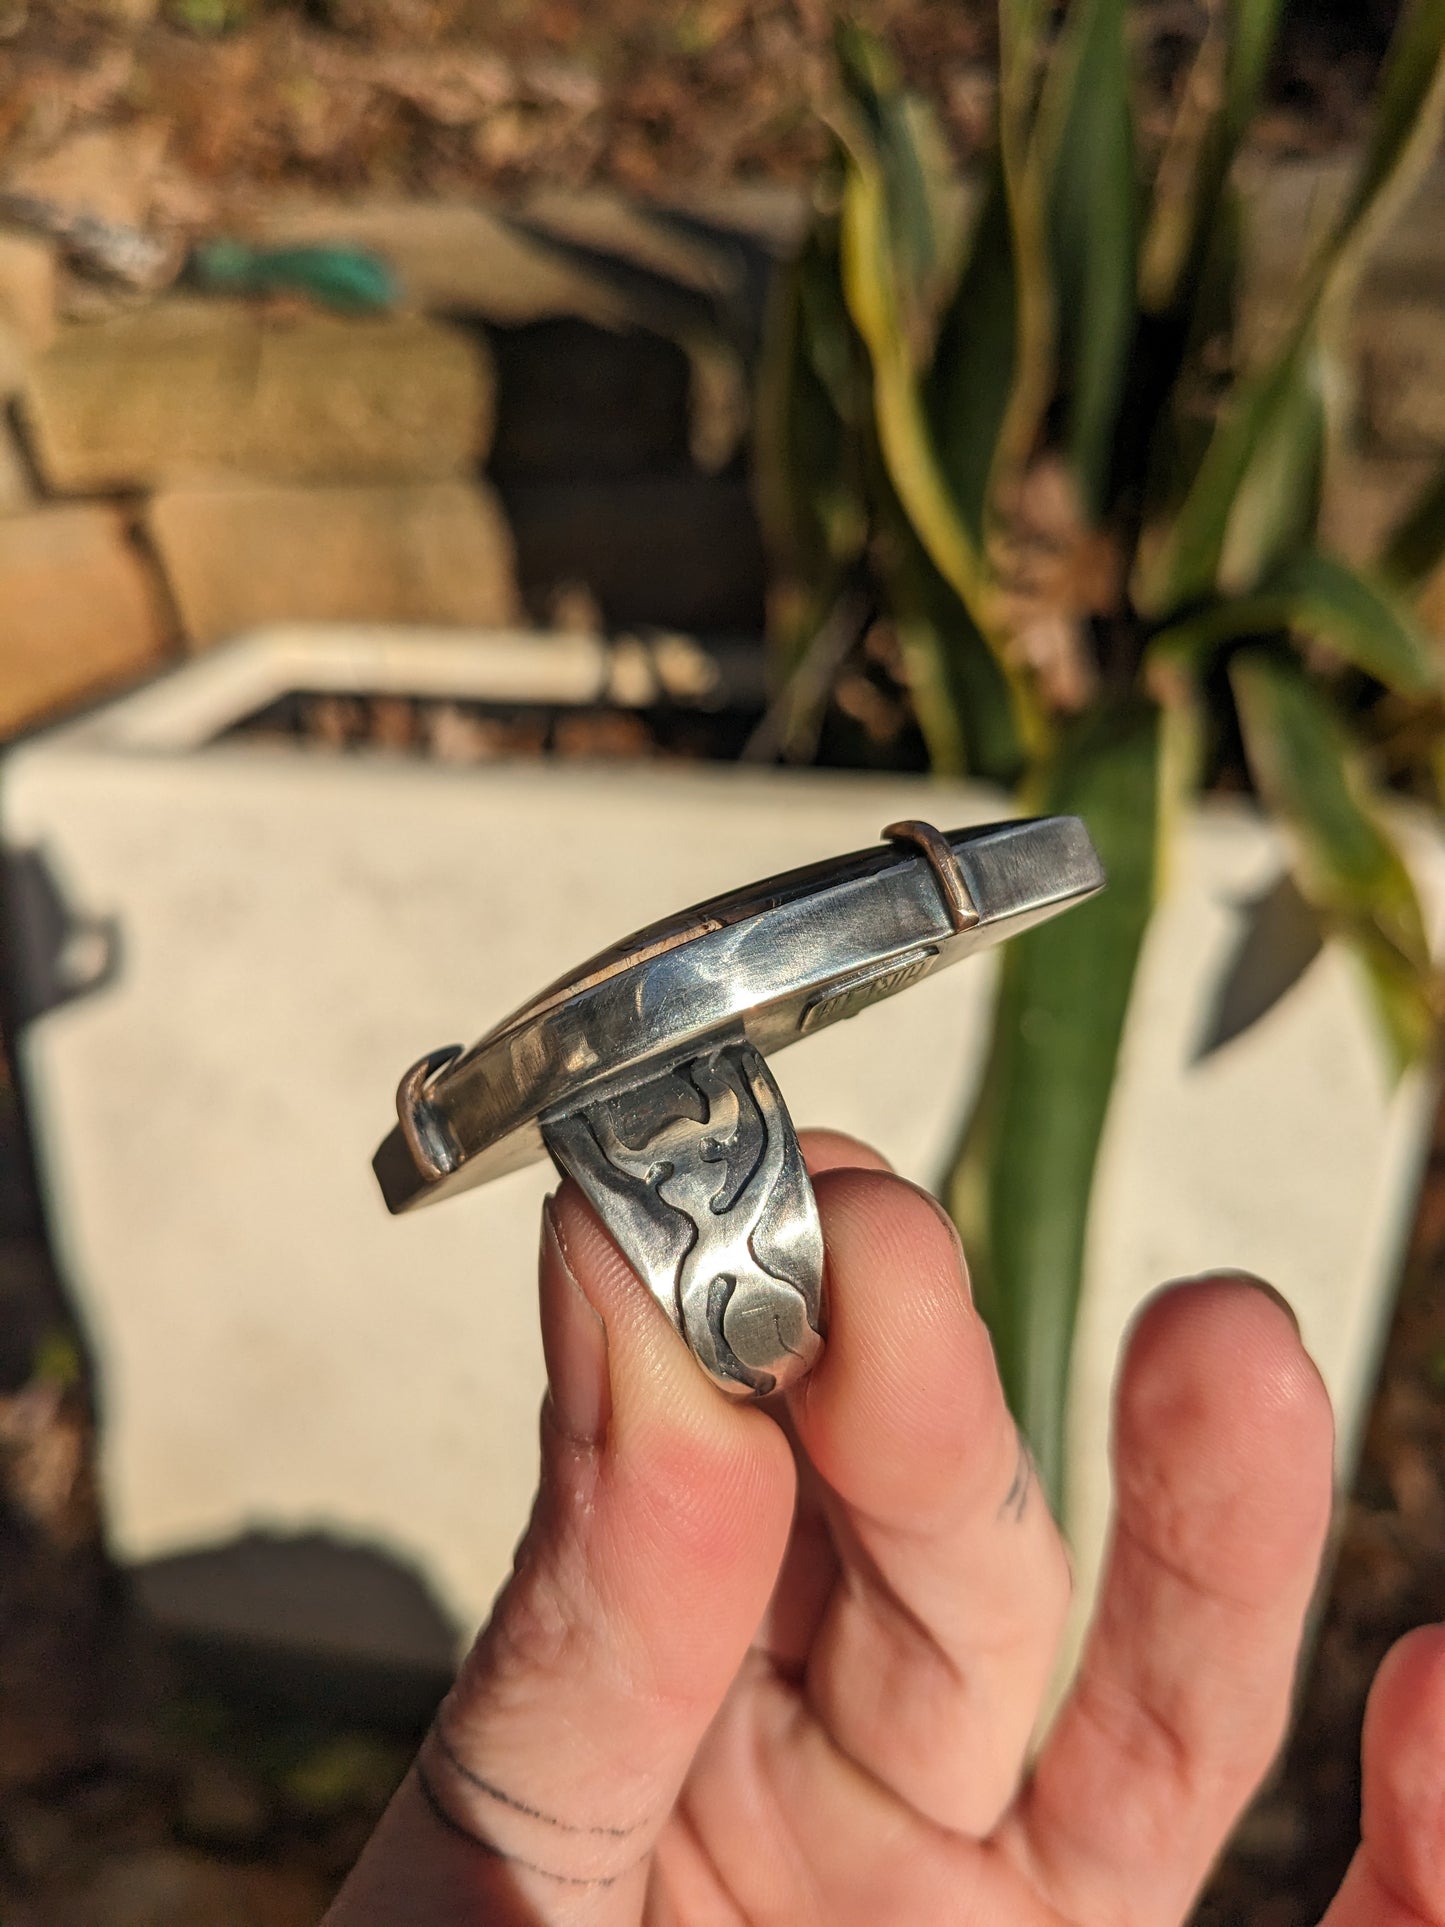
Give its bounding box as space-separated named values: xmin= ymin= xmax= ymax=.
xmin=0 ymin=0 xmax=1441 ymax=1920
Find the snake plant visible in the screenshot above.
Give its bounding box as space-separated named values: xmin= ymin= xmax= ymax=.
xmin=756 ymin=0 xmax=1445 ymax=1507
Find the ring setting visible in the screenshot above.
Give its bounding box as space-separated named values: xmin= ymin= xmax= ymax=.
xmin=374 ymin=817 xmax=1104 ymax=1397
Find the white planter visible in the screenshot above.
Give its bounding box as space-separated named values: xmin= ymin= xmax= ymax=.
xmin=2 ymin=626 xmax=1439 ymax=1683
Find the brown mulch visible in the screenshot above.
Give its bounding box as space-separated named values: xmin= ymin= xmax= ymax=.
xmin=0 ymin=0 xmax=1385 ymax=241
xmin=0 ymin=0 xmax=995 ymax=220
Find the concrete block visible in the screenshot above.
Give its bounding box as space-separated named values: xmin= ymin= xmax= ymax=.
xmin=148 ymin=482 xmax=521 ymax=650
xmin=22 ymin=302 xmax=493 ymax=494
xmin=0 ymin=233 xmax=58 ymax=354
xmin=0 ymin=506 xmax=168 ymax=735
xmin=256 ymin=196 xmax=640 ymax=328
xmin=2 ymin=629 xmax=1439 ymax=1677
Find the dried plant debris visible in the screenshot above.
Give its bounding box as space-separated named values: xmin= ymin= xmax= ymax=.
xmin=0 ymin=3 xmax=992 ymax=209
xmin=0 ymin=3 xmax=1380 ymax=222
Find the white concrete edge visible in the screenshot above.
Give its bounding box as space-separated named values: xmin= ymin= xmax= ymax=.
xmin=5 ymin=626 xmax=617 ymax=762
xmin=1334 ymin=1064 xmax=1440 ymax=1470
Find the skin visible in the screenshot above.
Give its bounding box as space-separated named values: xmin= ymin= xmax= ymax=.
xmin=328 ymin=1132 xmax=1445 ymax=1927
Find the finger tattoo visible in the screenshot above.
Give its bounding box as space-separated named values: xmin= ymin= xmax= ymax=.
xmin=429 ymin=1721 xmax=643 ymax=1838
xmin=998 ymin=1424 xmax=1033 ymax=1525
xmin=414 ymin=1758 xmax=633 ymax=1889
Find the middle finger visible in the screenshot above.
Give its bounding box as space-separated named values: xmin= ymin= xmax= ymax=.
xmin=783 ymin=1167 xmax=1072 ymax=1837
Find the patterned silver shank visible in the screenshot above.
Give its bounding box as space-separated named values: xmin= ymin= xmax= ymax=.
xmin=540 ymin=1040 xmax=825 ymax=1398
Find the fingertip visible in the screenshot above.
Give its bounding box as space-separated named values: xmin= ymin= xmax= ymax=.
xmin=1112 ymin=1273 xmax=1334 ymax=1607
xmin=1122 ymin=1272 xmax=1331 ymax=1446
xmin=1360 ymin=1624 xmax=1445 ymax=1912
xmin=799 ymin=1129 xmax=895 ymax=1177
xmin=542 ymin=1179 xmax=794 ymax=1532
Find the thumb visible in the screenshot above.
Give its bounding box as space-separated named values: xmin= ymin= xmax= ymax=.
xmin=329 ymin=1180 xmax=796 ymax=1926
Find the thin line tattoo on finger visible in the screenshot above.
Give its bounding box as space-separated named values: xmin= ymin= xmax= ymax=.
xmin=427 ymin=1719 xmax=646 ymax=1838
xmin=998 ymin=1424 xmax=1033 ymax=1525
xmin=414 ymin=1759 xmax=639 ymax=1889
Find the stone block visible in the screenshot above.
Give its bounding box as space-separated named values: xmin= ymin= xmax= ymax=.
xmin=0 ymin=233 xmax=58 ymax=353
xmin=0 ymin=506 xmax=168 ymax=733
xmin=23 ymin=302 xmax=493 ymax=493
xmin=148 ymin=481 xmax=520 ymax=649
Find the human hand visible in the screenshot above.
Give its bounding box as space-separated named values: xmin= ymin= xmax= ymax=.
xmin=329 ymin=1134 xmax=1445 ymax=1926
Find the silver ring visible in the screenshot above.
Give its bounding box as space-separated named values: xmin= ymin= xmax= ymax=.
xmin=373 ymin=817 xmax=1104 ymax=1398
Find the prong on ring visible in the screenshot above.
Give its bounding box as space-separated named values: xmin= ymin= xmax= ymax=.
xmin=884 ymin=820 xmax=980 ymax=933
xmin=396 ymin=1045 xmax=463 ymax=1181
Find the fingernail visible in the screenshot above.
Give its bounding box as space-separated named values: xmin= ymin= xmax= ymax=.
xmin=1177 ymin=1268 xmax=1302 ymax=1337
xmin=1239 ymin=1273 xmax=1303 ymax=1337
xmin=540 ymin=1196 xmax=612 ymax=1445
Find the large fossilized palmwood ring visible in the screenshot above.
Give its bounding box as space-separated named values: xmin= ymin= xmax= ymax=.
xmin=373 ymin=817 xmax=1105 ymax=1398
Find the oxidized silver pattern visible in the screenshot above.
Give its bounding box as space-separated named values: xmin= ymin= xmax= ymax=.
xmin=374 ymin=816 xmax=1105 ymax=1398
xmin=542 ymin=1041 xmax=822 ymax=1398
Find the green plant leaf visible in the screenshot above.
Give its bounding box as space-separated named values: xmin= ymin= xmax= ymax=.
xmin=881 ymin=511 xmax=1026 ymax=785
xmin=832 ymin=24 xmax=958 ymax=357
xmin=1137 ymin=180 xmax=1245 ymax=533
xmin=1336 ymin=0 xmax=1445 ymax=248
xmin=753 ymin=224 xmax=870 ymax=686
xmin=1230 ymin=646 xmax=1437 ymax=1073
xmin=947 ymin=700 xmax=1164 ymax=1509
xmin=1148 ymin=549 xmax=1440 ymax=696
xmin=1036 ymin=0 xmax=1139 ymax=516
xmin=926 ymin=162 xmax=1019 ymax=541
xmin=1216 ymin=336 xmax=1326 ymax=592
xmin=1381 ymin=458 xmax=1445 ymax=592
xmin=1139 ymin=0 xmax=1284 ymax=313
xmin=1139 ymin=0 xmax=1445 ymax=615
xmin=830 ymin=59 xmax=1047 ymax=757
